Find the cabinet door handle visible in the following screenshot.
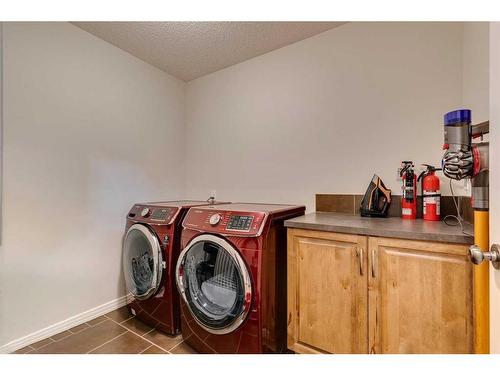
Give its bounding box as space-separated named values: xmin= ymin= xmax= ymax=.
xmin=357 ymin=248 xmax=364 ymax=276
xmin=371 ymin=249 xmax=377 ymax=278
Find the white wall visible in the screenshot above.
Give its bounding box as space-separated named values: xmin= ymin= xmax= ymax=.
xmin=463 ymin=23 xmax=490 ymax=124
xmin=489 ymin=22 xmax=500 ymax=354
xmin=185 ymin=22 xmax=464 ymax=211
xmin=0 ymin=22 xmax=185 ymax=346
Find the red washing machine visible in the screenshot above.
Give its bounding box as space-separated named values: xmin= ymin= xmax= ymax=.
xmin=175 ymin=203 xmax=305 ymax=353
xmin=122 ymin=200 xmax=227 ymax=335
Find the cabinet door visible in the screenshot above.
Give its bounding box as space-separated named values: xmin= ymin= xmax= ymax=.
xmin=287 ymin=229 xmax=368 ymax=354
xmin=368 ymin=237 xmax=473 ymax=354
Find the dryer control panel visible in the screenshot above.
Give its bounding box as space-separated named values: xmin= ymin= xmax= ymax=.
xmin=182 ymin=209 xmax=267 ymax=237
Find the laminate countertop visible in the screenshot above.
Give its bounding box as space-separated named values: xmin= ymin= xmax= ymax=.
xmin=284 ymin=212 xmax=474 ymax=245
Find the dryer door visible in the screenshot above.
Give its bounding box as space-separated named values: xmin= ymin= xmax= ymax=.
xmin=123 ymin=224 xmax=163 ymax=300
xmin=176 ymin=234 xmax=252 ymax=335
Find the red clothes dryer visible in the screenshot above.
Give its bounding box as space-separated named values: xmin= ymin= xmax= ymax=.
xmin=175 ymin=203 xmax=305 ymax=353
xmin=122 ymin=200 xmax=227 ymax=335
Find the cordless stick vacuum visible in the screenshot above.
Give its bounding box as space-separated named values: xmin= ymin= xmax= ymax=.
xmin=441 ymin=109 xmax=495 ymax=354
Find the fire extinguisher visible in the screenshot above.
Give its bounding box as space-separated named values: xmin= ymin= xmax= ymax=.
xmin=417 ymin=164 xmax=442 ymax=221
xmin=399 ymin=161 xmax=417 ymax=220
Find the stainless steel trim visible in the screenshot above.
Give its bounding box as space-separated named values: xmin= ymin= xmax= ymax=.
xmin=123 ymin=223 xmax=163 ymax=300
xmin=175 ymin=234 xmax=253 ymax=335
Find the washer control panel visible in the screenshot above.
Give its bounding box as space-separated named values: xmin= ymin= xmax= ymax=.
xmin=183 ymin=209 xmax=267 ymax=236
xmin=151 ymin=208 xmax=171 ymax=221
xmin=128 ymin=205 xmax=178 ymax=225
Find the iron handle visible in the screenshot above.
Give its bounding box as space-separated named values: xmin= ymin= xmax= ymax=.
xmin=357 ymin=248 xmax=364 ymax=276
xmin=371 ymin=249 xmax=377 ymax=278
xmin=469 ymin=244 xmax=500 ymax=269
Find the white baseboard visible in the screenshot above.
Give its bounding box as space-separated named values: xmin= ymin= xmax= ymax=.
xmin=0 ymin=295 xmax=129 ymax=354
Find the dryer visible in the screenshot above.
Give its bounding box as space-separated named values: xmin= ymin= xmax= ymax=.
xmin=122 ymin=200 xmax=227 ymax=335
xmin=175 ymin=203 xmax=305 ymax=353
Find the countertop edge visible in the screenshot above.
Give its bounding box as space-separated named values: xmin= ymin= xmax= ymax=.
xmin=284 ymin=217 xmax=474 ymax=245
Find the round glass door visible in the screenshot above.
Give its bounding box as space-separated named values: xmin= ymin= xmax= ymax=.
xmin=123 ymin=224 xmax=163 ymax=300
xmin=176 ymin=234 xmax=252 ymax=335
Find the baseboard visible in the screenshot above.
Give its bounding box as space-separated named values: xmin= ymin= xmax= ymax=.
xmin=0 ymin=295 xmax=129 ymax=354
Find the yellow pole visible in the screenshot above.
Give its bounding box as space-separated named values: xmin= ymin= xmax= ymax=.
xmin=474 ymin=210 xmax=489 ymax=354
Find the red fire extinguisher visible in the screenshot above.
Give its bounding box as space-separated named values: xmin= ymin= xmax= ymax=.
xmin=418 ymin=164 xmax=441 ymax=221
xmin=399 ymin=161 xmax=417 ymax=220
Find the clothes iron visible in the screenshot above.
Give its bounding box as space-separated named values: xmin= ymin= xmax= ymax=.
xmin=360 ymin=174 xmax=392 ymax=217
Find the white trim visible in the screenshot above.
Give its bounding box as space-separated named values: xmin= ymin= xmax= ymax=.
xmin=0 ymin=295 xmax=129 ymax=354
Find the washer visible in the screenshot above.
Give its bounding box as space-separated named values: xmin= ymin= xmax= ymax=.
xmin=175 ymin=203 xmax=305 ymax=353
xmin=122 ymin=200 xmax=227 ymax=335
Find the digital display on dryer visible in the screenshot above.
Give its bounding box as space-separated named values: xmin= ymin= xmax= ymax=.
xmin=226 ymin=215 xmax=253 ymax=231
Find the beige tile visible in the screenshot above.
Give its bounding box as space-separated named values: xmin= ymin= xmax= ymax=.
xmin=143 ymin=330 xmax=183 ymax=351
xmin=170 ymin=342 xmax=198 ymax=354
xmin=30 ymin=338 xmax=54 ymax=350
xmin=13 ymin=346 xmax=34 ymax=354
xmin=120 ymin=317 xmax=154 ymax=336
xmin=141 ymin=345 xmax=168 ymax=354
xmin=89 ymin=332 xmax=150 ymax=354
xmin=106 ymin=307 xmax=133 ymax=323
xmin=50 ymin=330 xmax=72 ymax=341
xmin=36 ymin=319 xmax=126 ymax=354
xmin=87 ymin=315 xmax=108 ymax=327
xmin=69 ymin=323 xmax=90 ymax=334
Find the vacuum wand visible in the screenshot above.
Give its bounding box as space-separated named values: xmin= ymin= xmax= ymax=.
xmin=442 ymin=109 xmax=489 ymax=210
xmin=441 ymin=109 xmax=491 ymax=354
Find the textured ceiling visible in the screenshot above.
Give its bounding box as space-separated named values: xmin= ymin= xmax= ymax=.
xmin=72 ymin=22 xmax=346 ymax=81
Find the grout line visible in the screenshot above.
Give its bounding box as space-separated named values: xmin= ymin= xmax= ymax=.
xmin=89 ymin=316 xmax=110 ymax=327
xmin=168 ymin=339 xmax=186 ymax=353
xmin=106 ymin=315 xmax=134 ymax=325
xmin=138 ymin=345 xmax=161 ymax=354
xmin=138 ymin=345 xmax=153 ymax=354
xmin=142 ymin=327 xmax=156 ymax=337
xmin=86 ymin=331 xmax=128 ymax=354
xmin=31 ymin=337 xmax=58 ymax=351
xmin=40 ymin=315 xmax=111 ymax=352
xmin=25 ymin=311 xmax=121 ymax=354
xmin=117 ymin=322 xmax=176 ymax=353
xmin=51 ymin=332 xmax=73 ymax=342
xmin=67 ymin=317 xmax=107 ymax=335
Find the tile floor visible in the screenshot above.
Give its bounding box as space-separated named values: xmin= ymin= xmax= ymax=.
xmin=13 ymin=306 xmax=197 ymax=354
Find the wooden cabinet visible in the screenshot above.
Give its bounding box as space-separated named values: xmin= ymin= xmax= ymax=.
xmin=287 ymin=228 xmax=473 ymax=354
xmin=287 ymin=229 xmax=368 ymax=354
xmin=368 ymin=236 xmax=473 ymax=354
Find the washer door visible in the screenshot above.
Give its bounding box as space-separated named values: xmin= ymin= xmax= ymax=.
xmin=123 ymin=224 xmax=163 ymax=300
xmin=176 ymin=234 xmax=252 ymax=335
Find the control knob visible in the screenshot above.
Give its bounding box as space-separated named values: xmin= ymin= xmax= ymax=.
xmin=209 ymin=213 xmax=222 ymax=226
xmin=141 ymin=207 xmax=151 ymax=217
